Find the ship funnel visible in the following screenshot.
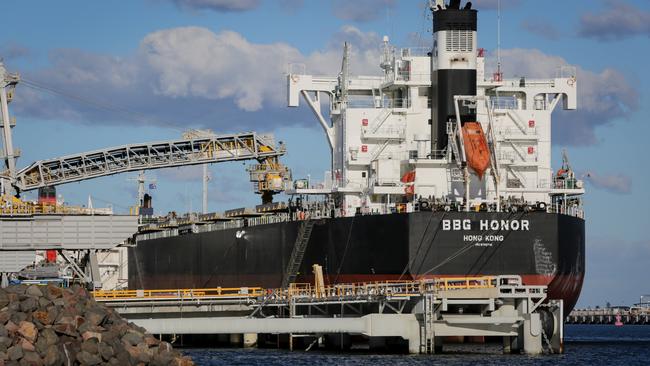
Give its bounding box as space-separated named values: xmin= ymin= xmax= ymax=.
xmin=430 ymin=1 xmax=478 ymax=157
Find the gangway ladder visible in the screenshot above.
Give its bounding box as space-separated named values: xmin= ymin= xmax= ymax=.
xmin=281 ymin=219 xmax=315 ymax=289
xmin=421 ymin=291 xmax=436 ymax=354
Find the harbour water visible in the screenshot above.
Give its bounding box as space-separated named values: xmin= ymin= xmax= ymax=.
xmin=182 ymin=325 xmax=650 ymax=365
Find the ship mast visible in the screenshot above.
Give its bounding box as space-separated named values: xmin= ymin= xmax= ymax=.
xmin=339 ymin=42 xmax=350 ymax=107
xmin=496 ymin=0 xmax=503 ymax=81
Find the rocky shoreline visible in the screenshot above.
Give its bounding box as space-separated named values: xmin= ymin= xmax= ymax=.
xmin=0 ymin=284 xmax=193 ymax=366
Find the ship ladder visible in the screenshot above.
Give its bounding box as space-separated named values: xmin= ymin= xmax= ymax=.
xmin=421 ymin=292 xmax=436 ymax=354
xmin=281 ymin=219 xmax=315 ymax=289
xmin=447 ymin=122 xmax=463 ymax=168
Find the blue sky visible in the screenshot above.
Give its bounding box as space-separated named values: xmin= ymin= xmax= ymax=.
xmin=1 ymin=0 xmax=648 ymax=307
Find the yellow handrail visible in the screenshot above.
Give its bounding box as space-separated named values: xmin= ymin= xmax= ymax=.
xmin=92 ymin=287 xmax=264 ymax=300
xmin=92 ymin=277 xmax=498 ymax=301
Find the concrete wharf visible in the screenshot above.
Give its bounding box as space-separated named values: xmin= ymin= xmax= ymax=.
xmin=93 ymin=275 xmax=564 ymax=355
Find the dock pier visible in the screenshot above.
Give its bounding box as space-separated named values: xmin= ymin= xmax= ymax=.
xmin=93 ymin=276 xmax=564 ymax=355
xmin=567 ymin=307 xmax=650 ymax=325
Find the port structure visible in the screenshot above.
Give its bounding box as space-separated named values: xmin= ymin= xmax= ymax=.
xmin=1 ymin=61 xmax=289 ymax=199
xmin=0 ymin=61 xmax=292 ymax=288
xmin=15 ymin=132 xmax=285 ymax=192
xmin=93 ymin=276 xmax=563 ymax=355
xmin=567 ymin=307 xmax=650 ymax=325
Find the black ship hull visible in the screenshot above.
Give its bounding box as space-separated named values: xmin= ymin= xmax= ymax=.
xmin=129 ymin=211 xmax=585 ymax=312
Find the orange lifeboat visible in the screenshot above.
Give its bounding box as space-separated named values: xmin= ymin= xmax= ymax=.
xmin=461 ymin=122 xmax=491 ymax=179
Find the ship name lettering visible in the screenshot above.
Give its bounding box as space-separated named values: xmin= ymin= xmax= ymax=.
xmin=479 ymin=220 xmax=530 ymax=231
xmin=443 ymin=219 xmax=471 ymax=231
xmin=443 ymin=219 xmax=530 ymax=231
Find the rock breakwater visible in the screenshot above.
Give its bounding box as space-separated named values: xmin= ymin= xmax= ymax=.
xmin=0 ymin=284 xmax=193 ymax=366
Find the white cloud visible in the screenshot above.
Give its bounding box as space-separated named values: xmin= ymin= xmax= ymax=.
xmin=13 ymin=26 xmax=382 ymax=130
xmin=141 ymin=25 xmax=381 ymax=111
xmin=141 ymin=27 xmax=302 ymax=111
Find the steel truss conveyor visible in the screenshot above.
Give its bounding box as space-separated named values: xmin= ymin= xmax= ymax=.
xmin=15 ymin=132 xmax=285 ymax=191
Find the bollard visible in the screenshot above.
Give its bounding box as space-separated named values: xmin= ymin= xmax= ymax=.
xmin=523 ymin=313 xmax=543 ymax=355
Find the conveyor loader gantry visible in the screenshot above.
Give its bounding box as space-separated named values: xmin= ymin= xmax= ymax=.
xmin=0 ymin=60 xmax=291 ymax=201
xmin=0 ymin=60 xmax=292 ymax=289
xmin=14 ymin=131 xmax=291 ymax=200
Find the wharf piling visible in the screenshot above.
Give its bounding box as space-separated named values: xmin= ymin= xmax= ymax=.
xmin=93 ymin=275 xmax=563 ymax=355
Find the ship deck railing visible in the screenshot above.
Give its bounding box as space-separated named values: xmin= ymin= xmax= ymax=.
xmin=547 ymin=203 xmax=584 ymax=219
xmin=347 ymin=96 xmax=411 ymax=109
xmin=386 ymin=71 xmax=431 ymax=85
xmin=135 ymin=194 xmax=585 ymax=243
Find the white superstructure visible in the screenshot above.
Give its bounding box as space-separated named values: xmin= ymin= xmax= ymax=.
xmin=287 ymin=5 xmax=583 ymax=218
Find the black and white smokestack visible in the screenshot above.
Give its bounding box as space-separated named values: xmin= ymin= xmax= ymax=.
xmin=430 ymin=2 xmax=477 ymax=157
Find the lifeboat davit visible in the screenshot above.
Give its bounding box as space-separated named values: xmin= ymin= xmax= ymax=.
xmin=462 ymin=122 xmax=491 ymax=179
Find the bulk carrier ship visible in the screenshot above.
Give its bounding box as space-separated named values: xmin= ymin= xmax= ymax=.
xmin=130 ymin=1 xmax=585 ymax=312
